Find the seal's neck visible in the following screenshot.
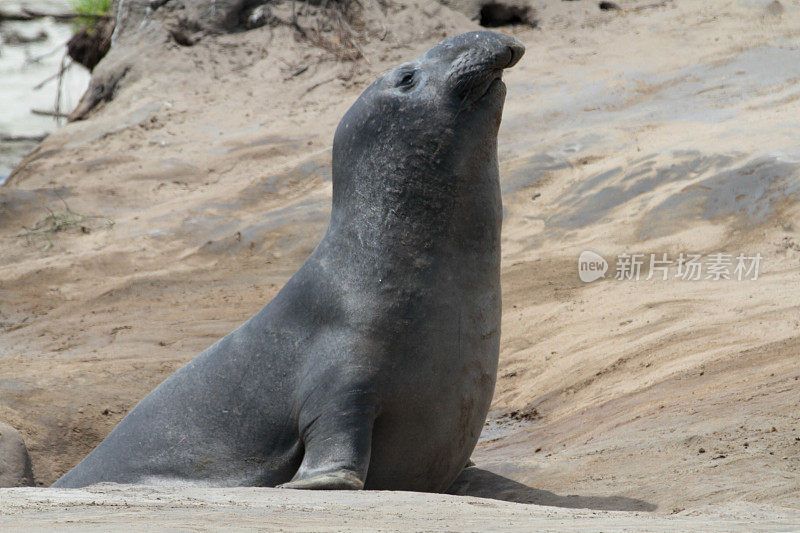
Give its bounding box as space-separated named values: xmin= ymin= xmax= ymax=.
xmin=325 ymin=132 xmax=501 ymax=265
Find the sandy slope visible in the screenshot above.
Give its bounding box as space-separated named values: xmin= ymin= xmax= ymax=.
xmin=1 ymin=0 xmax=799 ymax=527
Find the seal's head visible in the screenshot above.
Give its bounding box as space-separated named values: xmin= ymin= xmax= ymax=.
xmin=336 ymin=30 xmax=524 ymax=139
xmin=330 ymin=31 xmax=524 ymax=232
xmin=379 ymin=30 xmax=524 ymax=115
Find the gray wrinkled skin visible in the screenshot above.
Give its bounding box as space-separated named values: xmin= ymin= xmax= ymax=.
xmin=53 ymin=31 xmax=525 ymax=492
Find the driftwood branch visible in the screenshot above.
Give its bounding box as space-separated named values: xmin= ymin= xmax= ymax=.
xmin=33 ymin=59 xmax=73 ymax=91
xmin=31 ymin=108 xmax=70 ymax=118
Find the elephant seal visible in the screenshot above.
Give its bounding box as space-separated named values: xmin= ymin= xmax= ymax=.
xmin=54 ymin=30 xmax=524 ymax=491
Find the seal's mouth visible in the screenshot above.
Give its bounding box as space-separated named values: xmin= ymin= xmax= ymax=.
xmin=487 ymin=74 xmax=504 ymax=93
xmin=476 ymin=72 xmax=505 ymax=102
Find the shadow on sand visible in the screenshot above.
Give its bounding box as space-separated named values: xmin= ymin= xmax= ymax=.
xmin=447 ymin=467 xmax=657 ymax=512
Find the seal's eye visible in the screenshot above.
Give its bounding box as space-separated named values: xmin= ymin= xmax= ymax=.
xmin=397 ymin=70 xmax=416 ymax=89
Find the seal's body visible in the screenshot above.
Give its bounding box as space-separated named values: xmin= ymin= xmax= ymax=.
xmin=54 ymin=31 xmax=524 ymax=491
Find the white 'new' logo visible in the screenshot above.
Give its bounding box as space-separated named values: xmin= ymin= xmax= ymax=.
xmin=578 ymin=251 xmax=608 ymax=283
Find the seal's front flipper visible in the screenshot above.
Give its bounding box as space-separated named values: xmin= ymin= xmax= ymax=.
xmin=279 ymin=400 xmax=376 ymax=490
xmin=279 ymin=470 xmax=363 ymax=490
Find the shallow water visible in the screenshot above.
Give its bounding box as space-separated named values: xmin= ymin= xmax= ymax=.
xmin=0 ymin=0 xmax=90 ymax=183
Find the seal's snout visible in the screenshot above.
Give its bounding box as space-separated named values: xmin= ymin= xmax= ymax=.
xmin=446 ymin=30 xmax=525 ymax=70
xmin=485 ymin=32 xmax=525 ymax=70
xmin=435 ymin=31 xmax=525 ymax=104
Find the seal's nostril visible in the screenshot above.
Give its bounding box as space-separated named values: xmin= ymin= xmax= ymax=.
xmin=504 ymin=45 xmax=523 ymax=68
xmin=506 ymin=46 xmax=517 ymax=68
xmin=503 ymin=39 xmax=525 ymax=69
